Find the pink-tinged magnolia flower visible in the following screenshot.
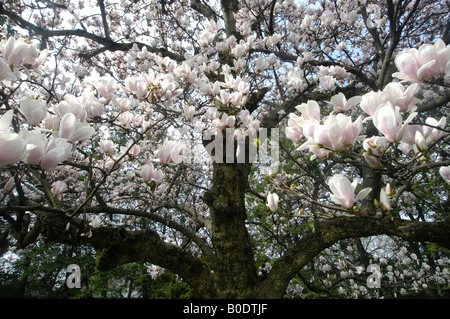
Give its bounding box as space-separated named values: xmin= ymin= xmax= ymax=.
xmin=286 ymin=70 xmax=304 ymax=90
xmin=328 ymin=174 xmax=372 ymax=209
xmin=439 ymin=166 xmax=450 ymax=183
xmin=362 ymin=136 xmax=388 ymax=168
xmin=295 ymin=100 xmax=321 ymax=121
xmin=0 ymin=58 xmax=16 ymax=82
xmin=0 ymin=132 xmax=27 ymax=168
xmin=285 ymin=113 xmax=304 ymax=144
xmin=3 ymin=177 xmax=14 ymax=193
xmin=299 ymin=114 xmax=363 ymax=156
xmin=212 ymin=113 xmax=236 ymax=131
xmin=19 ymin=98 xmax=48 ymax=125
xmin=373 ymin=102 xmax=417 ymax=142
xmin=20 ymin=130 xmax=47 ymax=165
xmin=183 ymin=105 xmax=196 ymax=120
xmin=54 ymin=100 xmax=87 ymax=122
xmin=379 ymin=186 xmax=392 ymax=212
xmin=58 ymin=113 xmax=95 ymax=143
xmin=360 ymin=83 xmax=419 ymax=116
xmin=2 ymin=37 xmax=47 ymax=70
xmin=156 ymin=140 xmax=184 ymax=164
xmin=319 ymin=75 xmax=336 ymax=90
xmin=99 ymin=139 xmax=115 ymax=156
xmin=393 ymin=39 xmax=450 ymax=83
xmin=266 ymin=192 xmax=279 ymax=212
xmin=140 ymin=164 xmax=164 ymax=186
xmin=94 ymin=78 xmax=117 ymax=99
xmin=51 ymin=181 xmax=68 ymax=196
xmin=0 ymin=110 xmax=28 ymax=167
xmin=327 ymin=93 xmax=361 ymax=113
xmin=40 ymin=138 xmax=72 ymax=170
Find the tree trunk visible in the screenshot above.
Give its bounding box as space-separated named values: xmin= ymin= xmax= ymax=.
xmin=203 ymin=161 xmax=258 ymax=298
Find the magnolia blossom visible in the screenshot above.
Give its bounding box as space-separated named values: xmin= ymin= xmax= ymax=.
xmin=393 ymin=39 xmax=450 ymax=83
xmin=19 ymin=98 xmax=48 ymax=125
xmin=327 ymin=93 xmax=361 ymax=113
xmin=362 ymin=136 xmax=389 ymax=168
xmin=157 ymin=140 xmax=184 ymax=164
xmin=183 ymin=105 xmax=196 ymax=120
xmin=360 ymin=83 xmax=419 ymax=116
xmin=266 ymin=192 xmax=279 ymax=212
xmin=51 ymin=181 xmax=68 ymax=196
xmin=140 ymin=164 xmax=164 ymax=187
xmin=212 ymin=113 xmax=236 ymax=131
xmin=328 ymin=174 xmax=372 ymax=209
xmin=2 ymin=37 xmax=47 ymax=70
xmin=299 ymin=114 xmax=363 ymax=157
xmin=319 ymin=75 xmax=336 ymax=90
xmin=58 ymin=113 xmax=95 ymax=143
xmin=0 ymin=58 xmax=16 ymax=82
xmin=296 ymin=100 xmax=321 ymax=121
xmin=373 ymin=102 xmax=417 ymax=142
xmin=39 ymin=137 xmax=72 ymax=170
xmin=93 ymin=78 xmax=117 ymax=99
xmin=397 ymin=115 xmax=448 ymax=154
xmin=0 ymin=110 xmax=29 ymax=167
xmin=439 ymin=166 xmax=450 ymax=183
xmin=285 ymin=113 xmax=304 ymax=144
xmin=379 ymin=185 xmax=392 ymax=212
xmin=20 ymin=130 xmax=47 ymax=165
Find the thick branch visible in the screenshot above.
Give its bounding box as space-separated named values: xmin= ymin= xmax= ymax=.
xmin=0 ymin=4 xmax=184 ymax=62
xmin=191 ymin=0 xmax=218 ymax=21
xmin=259 ymin=216 xmax=450 ymax=298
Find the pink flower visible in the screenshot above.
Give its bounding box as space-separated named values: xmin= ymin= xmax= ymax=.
xmin=19 ymin=98 xmax=48 ymax=125
xmin=2 ymin=37 xmax=47 ymax=69
xmin=439 ymin=166 xmax=450 ymax=183
xmin=0 ymin=132 xmax=27 ymax=168
xmin=373 ymin=102 xmax=417 ymax=142
xmin=266 ymin=192 xmax=279 ymax=212
xmin=40 ymin=138 xmax=72 ymax=170
xmin=328 ymin=174 xmax=372 ymax=209
xmin=0 ymin=110 xmax=28 ymax=167
xmin=379 ymin=186 xmax=392 ymax=212
xmin=0 ymin=58 xmax=16 ymax=82
xmin=327 ymin=93 xmax=361 ymax=113
xmin=58 ymin=113 xmax=95 ymax=143
xmin=299 ymin=114 xmax=362 ymax=156
xmin=51 ymin=181 xmax=68 ymax=196
xmin=20 ymin=130 xmax=47 ymax=165
xmin=183 ymin=105 xmax=196 ymax=120
xmin=156 ymin=140 xmax=184 ymax=164
xmin=140 ymin=164 xmax=164 ymax=186
xmin=296 ymin=100 xmax=321 ymax=121
xmin=393 ymin=39 xmax=450 ymax=83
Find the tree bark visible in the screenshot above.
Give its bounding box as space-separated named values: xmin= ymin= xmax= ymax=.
xmin=203 ymin=162 xmax=258 ymax=298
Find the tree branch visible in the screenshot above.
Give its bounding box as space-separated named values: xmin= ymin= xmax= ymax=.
xmin=258 ymin=215 xmax=450 ymax=298
xmin=0 ymin=4 xmax=184 ymax=62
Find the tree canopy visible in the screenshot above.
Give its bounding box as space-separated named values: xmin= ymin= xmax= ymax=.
xmin=0 ymin=0 xmax=449 ymax=299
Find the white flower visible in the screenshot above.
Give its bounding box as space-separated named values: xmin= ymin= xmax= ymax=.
xmin=328 ymin=174 xmax=372 ymax=209
xmin=266 ymin=192 xmax=279 ymax=212
xmin=19 ymin=98 xmax=48 ymax=125
xmin=51 ymin=181 xmax=68 ymax=196
xmin=439 ymin=166 xmax=450 ymax=183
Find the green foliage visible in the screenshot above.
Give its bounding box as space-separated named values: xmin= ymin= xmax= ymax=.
xmin=0 ymin=242 xmax=197 ymax=299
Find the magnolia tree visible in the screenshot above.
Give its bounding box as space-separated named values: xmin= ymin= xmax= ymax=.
xmin=0 ymin=0 xmax=449 ymax=299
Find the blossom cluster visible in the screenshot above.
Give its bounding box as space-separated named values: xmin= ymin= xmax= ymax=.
xmin=0 ymin=37 xmax=95 ymax=171
xmin=283 ymin=39 xmax=450 ymax=210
